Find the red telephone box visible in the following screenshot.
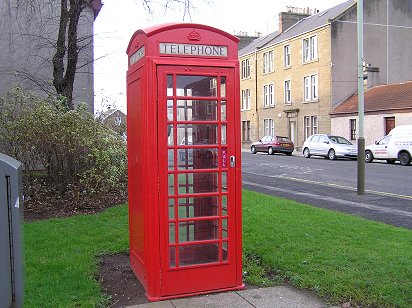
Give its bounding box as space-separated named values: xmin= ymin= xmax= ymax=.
xmin=126 ymin=23 xmax=243 ymax=301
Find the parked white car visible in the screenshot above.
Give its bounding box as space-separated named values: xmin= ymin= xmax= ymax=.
xmin=365 ymin=125 xmax=412 ymax=166
xmin=302 ymin=134 xmax=357 ymax=160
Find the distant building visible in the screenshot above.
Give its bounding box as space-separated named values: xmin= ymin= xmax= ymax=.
xmin=97 ymin=108 xmax=127 ymax=139
xmin=235 ymin=31 xmax=262 ymax=50
xmin=239 ymin=0 xmax=412 ymax=150
xmin=0 ymin=0 xmax=103 ymax=113
xmin=331 ymin=81 xmax=412 ymax=145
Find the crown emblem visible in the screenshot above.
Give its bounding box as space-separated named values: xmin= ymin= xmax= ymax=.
xmin=187 ymin=30 xmax=201 ymax=41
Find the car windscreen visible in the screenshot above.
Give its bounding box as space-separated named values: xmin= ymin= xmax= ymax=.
xmin=329 ymin=136 xmax=352 ymax=145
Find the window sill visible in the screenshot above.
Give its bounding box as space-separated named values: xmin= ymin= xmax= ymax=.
xmin=284 ymin=65 xmax=292 ymax=70
xmin=284 ymin=102 xmax=292 ymax=106
xmin=263 ymin=106 xmax=275 ymax=109
xmin=302 ymin=58 xmax=319 ymax=65
xmin=241 ymin=108 xmax=252 ymax=112
xmin=263 ymin=70 xmax=275 ymax=75
xmin=302 ymin=99 xmax=319 ymax=103
xmin=241 ymin=76 xmax=251 ymax=80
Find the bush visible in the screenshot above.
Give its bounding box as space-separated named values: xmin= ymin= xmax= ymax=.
xmin=0 ymin=88 xmax=127 ymax=198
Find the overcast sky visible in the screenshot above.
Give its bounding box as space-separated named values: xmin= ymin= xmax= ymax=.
xmin=94 ymin=0 xmax=349 ymax=114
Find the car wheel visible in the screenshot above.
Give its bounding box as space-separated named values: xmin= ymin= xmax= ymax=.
xmin=386 ymin=159 xmax=396 ymax=164
xmin=251 ymin=146 xmax=257 ymax=154
xmin=365 ymin=150 xmax=374 ymax=163
xmin=303 ymin=148 xmax=311 ymax=158
xmin=268 ymin=147 xmax=274 ymax=155
xmin=286 ymin=152 xmax=292 ymax=156
xmin=328 ymin=149 xmax=337 ymax=160
xmin=399 ymin=152 xmax=411 ymax=166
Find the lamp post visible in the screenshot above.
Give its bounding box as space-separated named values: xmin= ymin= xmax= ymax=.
xmin=357 ymin=0 xmax=365 ymax=195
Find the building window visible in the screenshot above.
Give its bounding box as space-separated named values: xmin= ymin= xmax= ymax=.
xmin=302 ymin=35 xmax=317 ymax=63
xmin=284 ymin=80 xmax=291 ymax=104
xmin=114 ymin=117 xmax=122 ymax=126
xmin=241 ymin=59 xmax=250 ymax=79
xmin=304 ymin=115 xmax=318 ymax=140
xmin=263 ymin=50 xmax=274 ymax=74
xmin=242 ymin=120 xmax=251 ymax=141
xmin=241 ymin=89 xmax=251 ymax=110
xmin=263 ymin=84 xmax=274 ymax=107
xmin=303 ymin=74 xmax=318 ymax=101
xmin=263 ymin=118 xmax=275 ymax=136
xmin=350 ymin=119 xmax=357 ymax=140
xmin=284 ymin=44 xmax=291 ymax=67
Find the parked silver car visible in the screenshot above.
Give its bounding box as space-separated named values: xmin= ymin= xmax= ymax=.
xmin=302 ymin=134 xmax=357 ymax=160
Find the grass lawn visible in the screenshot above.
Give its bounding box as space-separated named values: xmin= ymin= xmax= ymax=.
xmin=242 ymin=190 xmax=412 ymax=307
xmin=24 ymin=190 xmax=412 ymax=307
xmin=24 ymin=205 xmax=129 ymax=307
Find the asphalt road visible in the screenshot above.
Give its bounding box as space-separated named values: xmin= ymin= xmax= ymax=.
xmin=241 ymin=151 xmax=412 ymax=229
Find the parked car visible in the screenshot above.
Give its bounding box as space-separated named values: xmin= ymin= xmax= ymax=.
xmin=251 ymin=136 xmax=294 ymax=155
xmin=365 ymin=125 xmax=412 ymax=166
xmin=302 ymin=134 xmax=357 ymax=160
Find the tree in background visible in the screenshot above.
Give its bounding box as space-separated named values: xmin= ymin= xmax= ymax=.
xmin=1 ymin=0 xmax=209 ymax=110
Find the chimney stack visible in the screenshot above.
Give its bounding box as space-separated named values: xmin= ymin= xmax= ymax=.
xmin=278 ymin=7 xmax=312 ymax=33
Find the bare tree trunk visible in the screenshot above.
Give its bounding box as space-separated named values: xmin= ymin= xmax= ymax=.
xmin=53 ymin=0 xmax=87 ymax=110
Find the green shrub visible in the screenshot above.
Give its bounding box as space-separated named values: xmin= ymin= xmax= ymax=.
xmin=0 ymin=88 xmax=127 ymax=197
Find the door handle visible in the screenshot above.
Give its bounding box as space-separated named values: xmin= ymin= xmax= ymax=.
xmin=230 ymin=156 xmax=235 ymax=167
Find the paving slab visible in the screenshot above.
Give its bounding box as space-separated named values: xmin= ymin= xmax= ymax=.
xmin=238 ymin=286 xmax=330 ymax=308
xmin=128 ymin=286 xmax=338 ymax=308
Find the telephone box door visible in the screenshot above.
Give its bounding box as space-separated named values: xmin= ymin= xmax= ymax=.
xmin=157 ymin=65 xmax=239 ymax=296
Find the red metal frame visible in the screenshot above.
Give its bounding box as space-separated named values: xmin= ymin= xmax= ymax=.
xmin=126 ymin=23 xmax=242 ymax=301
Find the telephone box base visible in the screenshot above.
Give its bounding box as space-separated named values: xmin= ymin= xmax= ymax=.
xmin=145 ymin=284 xmax=245 ymax=302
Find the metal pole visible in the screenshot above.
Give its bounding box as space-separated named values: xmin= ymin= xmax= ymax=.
xmin=357 ymin=0 xmax=365 ymax=195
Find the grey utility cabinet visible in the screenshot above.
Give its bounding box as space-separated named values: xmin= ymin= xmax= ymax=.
xmin=0 ymin=153 xmax=23 ymax=308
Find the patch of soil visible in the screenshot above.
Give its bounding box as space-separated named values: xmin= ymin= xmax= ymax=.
xmin=98 ymin=252 xmax=148 ymax=307
xmin=23 ymin=177 xmax=127 ymax=221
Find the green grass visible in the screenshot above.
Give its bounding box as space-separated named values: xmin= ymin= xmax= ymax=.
xmin=24 ymin=191 xmax=412 ymax=307
xmin=24 ymin=205 xmax=129 ymax=307
xmin=242 ymin=190 xmax=412 ymax=307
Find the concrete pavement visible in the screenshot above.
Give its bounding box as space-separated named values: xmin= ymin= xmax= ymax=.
xmin=129 ymin=285 xmax=340 ymax=308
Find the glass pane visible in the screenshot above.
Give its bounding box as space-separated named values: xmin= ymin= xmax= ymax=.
xmin=168 ymin=124 xmax=174 ymax=146
xmin=221 ymin=125 xmax=227 ymax=144
xmin=168 ymin=149 xmax=174 ymax=170
xmin=222 ymin=242 xmax=228 ymax=262
xmin=169 ymin=246 xmax=176 ymax=268
xmin=179 ymin=243 xmax=219 ymax=266
xmin=169 ymin=223 xmax=175 ymax=244
xmin=222 ymin=218 xmax=228 ymax=239
xmin=178 ymin=148 xmax=193 ymax=169
xmin=177 ymin=124 xmax=218 ymax=145
xmin=221 ymin=172 xmax=227 ymax=192
xmin=168 ymin=174 xmax=174 ymax=195
xmin=176 ymin=75 xmax=217 ymax=97
xmin=220 ymin=77 xmax=226 ymax=97
xmin=178 ymin=172 xmax=219 ymax=194
xmin=167 ymin=99 xmax=174 ymax=121
xmin=178 ymin=173 xmax=194 ymax=194
xmin=178 ymin=148 xmax=218 ymax=170
xmin=177 ymin=100 xmax=217 ymax=121
xmin=178 ymin=196 xmax=219 ymax=218
xmin=222 ymin=195 xmax=227 ymax=216
xmin=177 ymin=99 xmax=192 ymax=121
xmin=169 ymin=198 xmax=175 ymax=219
xmin=179 ymin=220 xmax=219 ymax=243
xmin=178 ymin=221 xmax=194 ymax=242
xmin=221 ymin=100 xmax=227 ymax=121
xmin=167 ymin=75 xmax=173 ymax=96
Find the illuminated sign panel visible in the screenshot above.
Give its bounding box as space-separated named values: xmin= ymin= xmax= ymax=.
xmin=159 ymin=43 xmax=228 ymax=57
xmin=130 ymin=46 xmax=145 ymax=65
